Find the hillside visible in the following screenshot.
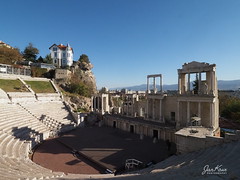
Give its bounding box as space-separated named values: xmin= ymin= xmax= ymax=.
xmin=55 ymin=55 xmax=97 ymax=112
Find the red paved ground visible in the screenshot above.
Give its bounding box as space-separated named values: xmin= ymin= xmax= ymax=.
xmin=33 ymin=126 xmax=169 ymax=174
xmin=33 ymin=138 xmax=102 ymax=174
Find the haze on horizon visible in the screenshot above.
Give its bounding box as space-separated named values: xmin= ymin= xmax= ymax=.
xmin=1 ymin=0 xmax=240 ymax=89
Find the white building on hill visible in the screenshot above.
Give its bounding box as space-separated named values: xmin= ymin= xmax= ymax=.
xmin=49 ymin=43 xmax=73 ymax=68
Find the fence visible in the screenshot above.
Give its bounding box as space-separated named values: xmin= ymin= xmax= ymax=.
xmin=125 ymin=159 xmax=143 ymax=170
xmin=0 ymin=63 xmax=31 ymax=76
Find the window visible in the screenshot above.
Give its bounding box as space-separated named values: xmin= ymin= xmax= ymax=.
xmin=53 ymin=47 xmax=57 ymax=51
xmin=113 ymin=121 xmax=116 ymax=128
xmin=63 ymin=53 xmax=66 ymax=58
xmin=130 ymin=125 xmax=134 ymax=133
xmin=54 ymin=52 xmax=57 ymax=58
xmin=171 ymin=112 xmax=175 ymax=121
xmin=153 ymin=129 xmax=158 ymax=139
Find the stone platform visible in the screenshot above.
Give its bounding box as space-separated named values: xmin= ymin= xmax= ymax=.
xmin=33 ymin=126 xmax=169 ymax=174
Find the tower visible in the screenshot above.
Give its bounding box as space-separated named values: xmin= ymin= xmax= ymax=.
xmin=66 ymin=43 xmax=73 ymax=67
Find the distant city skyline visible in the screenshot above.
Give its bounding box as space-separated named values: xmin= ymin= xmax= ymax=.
xmin=1 ymin=0 xmax=240 ymax=88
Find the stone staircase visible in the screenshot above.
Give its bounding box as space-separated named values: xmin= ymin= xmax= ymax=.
xmin=22 ymin=101 xmax=76 ymax=133
xmin=0 ymin=103 xmax=65 ymax=179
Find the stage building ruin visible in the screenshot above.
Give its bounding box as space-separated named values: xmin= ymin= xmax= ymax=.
xmin=92 ymin=61 xmax=221 ymax=153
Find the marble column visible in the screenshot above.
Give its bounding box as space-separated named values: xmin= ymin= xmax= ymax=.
xmin=159 ymin=99 xmax=162 ymax=121
xmin=177 ymin=101 xmax=180 ymax=128
xmin=198 ymin=72 xmax=201 ymax=94
xmin=152 ymin=99 xmax=155 ymax=120
xmin=97 ymin=96 xmax=100 ymax=112
xmin=212 ymin=71 xmax=216 ymax=94
xmin=147 ymin=77 xmax=150 ymax=94
xmin=198 ymin=102 xmax=201 ymax=118
xmin=93 ymin=97 xmax=97 ymax=112
xmin=146 ymin=99 xmax=149 ymax=119
xmin=188 ymin=73 xmax=191 ymax=92
xmin=101 ymin=96 xmax=104 ymax=114
xmin=91 ymin=96 xmax=94 ymax=112
xmin=210 ymin=71 xmax=214 ymax=94
xmin=178 ymin=74 xmax=181 ymax=94
xmin=160 ymin=75 xmax=163 ymax=93
xmin=153 ymin=77 xmax=156 ymax=93
xmin=132 ymin=97 xmax=134 ymax=117
xmin=127 ymin=97 xmax=129 ymax=116
xmin=210 ymin=102 xmax=214 ymax=128
xmin=187 ymin=101 xmax=190 ymax=125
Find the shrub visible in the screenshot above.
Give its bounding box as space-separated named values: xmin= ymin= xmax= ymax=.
xmin=31 ymin=67 xmax=48 ymax=77
xmin=68 ymin=81 xmax=91 ymax=97
xmin=221 ymin=96 xmax=240 ymax=122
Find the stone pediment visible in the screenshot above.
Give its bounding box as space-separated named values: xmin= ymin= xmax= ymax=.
xmin=183 ymin=61 xmax=210 ymax=69
xmin=178 ymin=61 xmax=216 ymax=73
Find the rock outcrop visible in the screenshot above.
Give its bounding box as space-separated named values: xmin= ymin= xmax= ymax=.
xmin=71 ymin=60 xmax=97 ymax=92
xmin=55 ymin=56 xmax=97 ymax=112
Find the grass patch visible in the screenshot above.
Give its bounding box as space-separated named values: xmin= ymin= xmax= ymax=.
xmin=0 ymin=79 xmax=29 ymax=92
xmin=25 ymin=81 xmax=56 ymax=93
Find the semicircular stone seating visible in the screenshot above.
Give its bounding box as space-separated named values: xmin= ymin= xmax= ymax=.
xmin=1 ymin=101 xmax=240 ymax=179
xmin=0 ymin=103 xmax=69 ymax=179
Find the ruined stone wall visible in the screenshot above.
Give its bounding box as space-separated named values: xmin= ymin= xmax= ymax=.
xmin=176 ymin=130 xmax=240 ymax=154
xmin=104 ymin=115 xmax=176 ymax=143
xmin=201 ymin=102 xmax=211 ymax=127
xmin=163 ymin=96 xmax=178 ymax=122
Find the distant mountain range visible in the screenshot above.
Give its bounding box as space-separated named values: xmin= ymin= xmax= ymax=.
xmin=111 ymin=80 xmax=240 ymax=91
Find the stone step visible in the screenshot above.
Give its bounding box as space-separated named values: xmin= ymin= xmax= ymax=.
xmin=0 ymin=134 xmax=12 ymax=156
xmin=17 ymin=141 xmax=29 ymax=159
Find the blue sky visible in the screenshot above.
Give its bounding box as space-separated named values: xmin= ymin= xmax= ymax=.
xmin=1 ymin=0 xmax=240 ymax=89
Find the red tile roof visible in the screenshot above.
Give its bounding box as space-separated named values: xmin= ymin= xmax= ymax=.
xmin=49 ymin=44 xmax=73 ymax=51
xmin=57 ymin=44 xmax=67 ymax=50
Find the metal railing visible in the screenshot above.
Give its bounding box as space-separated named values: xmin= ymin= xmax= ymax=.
xmin=125 ymin=159 xmax=143 ymax=170
xmin=0 ymin=63 xmax=31 ymax=76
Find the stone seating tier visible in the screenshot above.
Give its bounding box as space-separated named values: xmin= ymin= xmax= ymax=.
xmin=0 ymin=102 xmax=240 ymax=179
xmin=131 ymin=140 xmax=240 ymax=180
xmin=0 ymin=102 xmax=72 ymax=179
xmin=7 ymin=92 xmax=36 ymax=103
xmin=22 ymin=101 xmax=75 ymax=126
xmin=36 ymin=93 xmax=61 ymax=101
xmin=0 ymin=88 xmax=10 ymax=103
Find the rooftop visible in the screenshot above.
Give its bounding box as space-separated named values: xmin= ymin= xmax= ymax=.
xmin=175 ymin=127 xmax=213 ymax=138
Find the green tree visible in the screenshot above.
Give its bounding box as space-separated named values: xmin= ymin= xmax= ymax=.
xmin=37 ymin=56 xmax=44 ymax=63
xmin=0 ymin=46 xmax=23 ymax=64
xmin=44 ymin=54 xmax=53 ymax=64
xmin=99 ymin=87 xmax=108 ymax=93
xmin=78 ymin=54 xmax=90 ymax=64
xmin=192 ymin=73 xmax=199 ymax=94
xmin=69 ymin=81 xmax=91 ymax=97
xmin=31 ymin=67 xmax=48 ymax=77
xmin=67 ymin=73 xmax=94 ymax=97
xmin=22 ymin=43 xmax=39 ymax=62
xmin=220 ymin=94 xmax=240 ymax=122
